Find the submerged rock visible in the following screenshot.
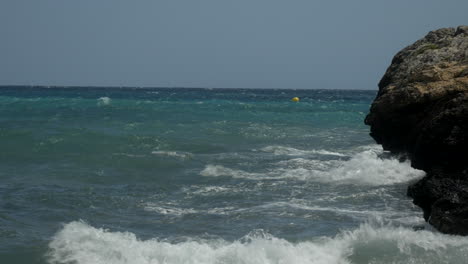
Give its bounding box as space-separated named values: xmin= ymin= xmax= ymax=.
xmin=365 ymin=26 xmax=468 ymax=235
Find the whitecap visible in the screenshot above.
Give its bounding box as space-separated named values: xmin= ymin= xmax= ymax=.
xmin=143 ymin=204 xmax=198 ymax=216
xmin=199 ymin=165 xmax=303 ymax=180
xmin=97 ymin=97 xmax=111 ymax=106
xmin=200 ymin=165 xmax=261 ymax=179
xmin=48 ymin=220 xmax=468 ymax=264
xmin=319 ymin=146 xmax=425 ymax=185
xmin=260 ymin=145 xmax=346 ymax=157
xmin=200 ymin=146 xmax=424 ymax=185
xmin=271 ymin=145 xmax=424 ymax=185
xmin=143 ymin=202 xmax=237 ymax=216
xmin=151 ymin=151 xmax=192 ymax=159
xmin=253 ymin=201 xmax=417 ymax=221
xmin=190 ymin=186 xmax=232 ymax=195
xmin=47 ymin=221 xmax=348 ymax=264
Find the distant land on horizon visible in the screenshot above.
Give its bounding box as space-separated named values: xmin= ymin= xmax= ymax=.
xmin=0 ymin=85 xmax=378 ymax=91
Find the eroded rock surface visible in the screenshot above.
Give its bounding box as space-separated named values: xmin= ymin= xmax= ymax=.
xmin=365 ymin=26 xmax=468 ymax=235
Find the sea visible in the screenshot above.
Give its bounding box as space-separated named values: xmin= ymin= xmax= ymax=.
xmin=1 ymin=86 xmax=468 ymax=264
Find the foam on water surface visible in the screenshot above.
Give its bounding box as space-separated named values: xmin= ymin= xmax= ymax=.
xmin=200 ymin=145 xmax=425 ymax=185
xmin=200 ymin=165 xmax=262 ymax=179
xmin=97 ymin=97 xmax=111 ymax=106
xmin=142 ymin=203 xmax=236 ymax=216
xmin=151 ymin=151 xmax=193 ymax=159
xmin=47 ymin=220 xmax=468 ymax=264
xmin=321 ymin=146 xmax=425 ymax=185
xmin=260 ymin=145 xmax=346 ymax=157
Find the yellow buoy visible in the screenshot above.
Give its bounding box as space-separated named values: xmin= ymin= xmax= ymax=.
xmin=291 ymin=97 xmax=300 ymax=102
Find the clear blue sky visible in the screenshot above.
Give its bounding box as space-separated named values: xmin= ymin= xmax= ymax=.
xmin=1 ymin=0 xmax=467 ymax=89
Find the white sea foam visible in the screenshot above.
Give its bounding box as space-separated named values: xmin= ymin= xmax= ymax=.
xmin=255 ymin=201 xmax=417 ymax=221
xmin=47 ymin=220 xmax=468 ymax=264
xmin=200 ymin=146 xmax=424 ymax=185
xmin=143 ymin=201 xmax=237 ymax=216
xmin=142 ymin=204 xmax=198 ymax=216
xmin=189 ymin=186 xmax=232 ymax=195
xmin=288 ymin=146 xmax=425 ymax=185
xmin=200 ymin=165 xmax=310 ymax=180
xmin=261 ymin=145 xmax=346 ymax=157
xmin=97 ymin=97 xmax=111 ymax=106
xmin=200 ymin=165 xmax=261 ymax=179
xmin=151 ymin=151 xmax=192 ymax=159
xmin=313 ymin=187 xmax=393 ymax=203
xmin=277 ymin=157 xmax=336 ymax=167
xmin=319 ymin=146 xmax=425 ymax=185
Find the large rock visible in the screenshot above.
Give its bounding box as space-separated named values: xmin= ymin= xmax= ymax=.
xmin=365 ymin=26 xmax=468 ymax=235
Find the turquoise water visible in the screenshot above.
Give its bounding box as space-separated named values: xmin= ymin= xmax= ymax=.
xmin=1 ymin=87 xmax=467 ymax=264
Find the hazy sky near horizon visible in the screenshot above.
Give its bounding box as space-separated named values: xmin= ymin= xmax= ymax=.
xmin=1 ymin=1 xmax=467 ymax=89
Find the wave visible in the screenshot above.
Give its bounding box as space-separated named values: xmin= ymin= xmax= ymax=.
xmin=97 ymin=97 xmax=111 ymax=106
xmin=112 ymin=153 xmax=147 ymax=158
xmin=47 ymin=220 xmax=468 ymax=264
xmin=142 ymin=203 xmax=198 ymax=216
xmin=200 ymin=146 xmax=425 ymax=185
xmin=142 ymin=202 xmax=235 ymax=216
xmin=254 ymin=201 xmax=421 ymax=223
xmin=200 ymin=165 xmax=262 ymax=179
xmin=151 ymin=151 xmax=192 ymax=159
xmin=184 ymin=186 xmax=234 ymax=196
xmin=260 ymin=145 xmax=346 ymax=157
xmin=318 ymin=146 xmax=425 ymax=185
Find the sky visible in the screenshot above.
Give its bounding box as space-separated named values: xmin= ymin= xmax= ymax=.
xmin=1 ymin=0 xmax=467 ymax=89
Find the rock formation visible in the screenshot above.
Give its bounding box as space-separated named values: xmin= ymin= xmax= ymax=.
xmin=365 ymin=26 xmax=468 ymax=235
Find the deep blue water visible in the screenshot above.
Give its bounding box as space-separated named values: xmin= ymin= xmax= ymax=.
xmin=1 ymin=87 xmax=467 ymax=264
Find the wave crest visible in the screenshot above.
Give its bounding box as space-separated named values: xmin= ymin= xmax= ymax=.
xmin=48 ymin=220 xmax=468 ymax=264
xmin=260 ymin=145 xmax=345 ymax=157
xmin=321 ymin=146 xmax=425 ymax=185
xmin=200 ymin=146 xmax=425 ymax=185
xmin=97 ymin=97 xmax=111 ymax=106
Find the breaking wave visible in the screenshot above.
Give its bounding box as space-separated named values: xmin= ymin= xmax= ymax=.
xmin=318 ymin=146 xmax=425 ymax=185
xmin=200 ymin=146 xmax=425 ymax=185
xmin=47 ymin=220 xmax=468 ymax=264
xmin=97 ymin=97 xmax=111 ymax=106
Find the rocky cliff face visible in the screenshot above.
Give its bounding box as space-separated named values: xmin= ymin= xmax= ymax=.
xmin=365 ymin=26 xmax=468 ymax=235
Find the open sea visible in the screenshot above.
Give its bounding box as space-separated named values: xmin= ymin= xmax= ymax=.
xmin=1 ymin=86 xmax=468 ymax=264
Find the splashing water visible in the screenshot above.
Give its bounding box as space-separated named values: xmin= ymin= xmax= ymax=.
xmin=47 ymin=220 xmax=468 ymax=264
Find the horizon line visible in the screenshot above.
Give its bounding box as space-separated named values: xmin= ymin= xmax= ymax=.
xmin=0 ymin=84 xmax=378 ymax=91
